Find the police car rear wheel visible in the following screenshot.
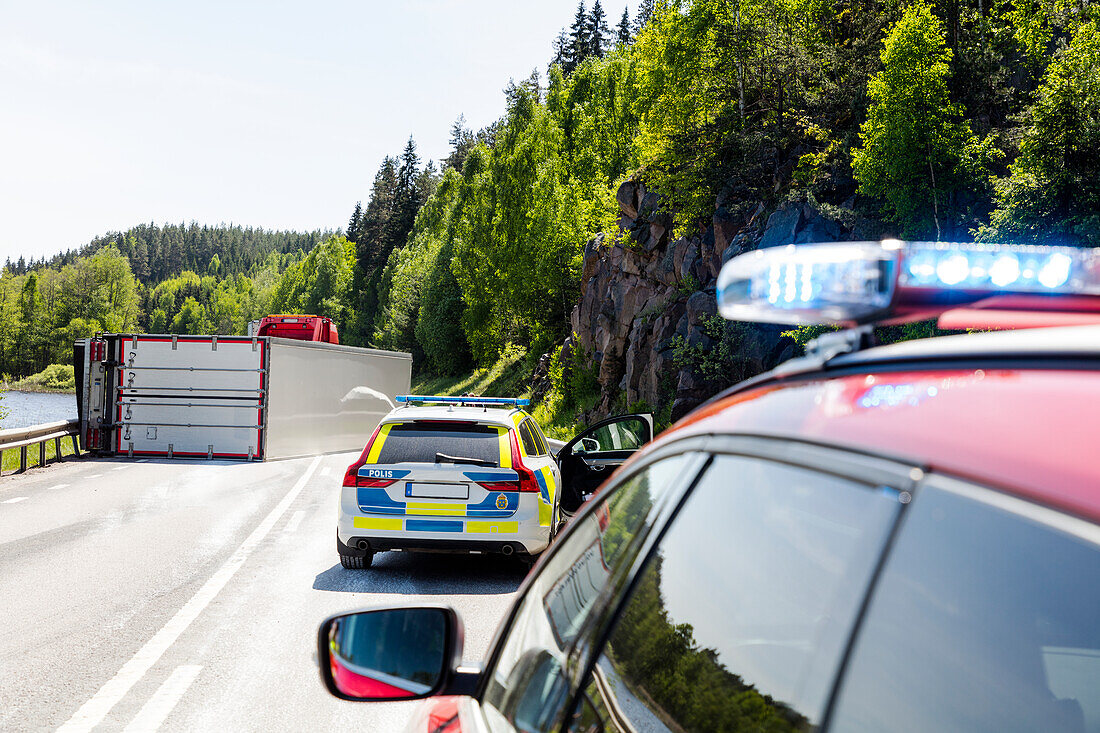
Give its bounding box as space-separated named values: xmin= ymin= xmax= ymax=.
xmin=340 ymin=552 xmax=373 ymax=570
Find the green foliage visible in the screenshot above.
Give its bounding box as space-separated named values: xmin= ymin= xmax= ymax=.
xmin=632 ymin=0 xmax=838 ymax=228
xmin=851 ymin=2 xmax=998 ymax=239
xmin=530 ymin=342 xmax=603 ymax=439
xmin=345 ymin=140 xmax=438 ymax=346
xmin=10 ymin=364 xmax=76 ymax=392
xmin=11 ymin=223 xmax=328 ymax=285
xmin=268 ymin=237 xmax=356 ymax=329
xmin=411 ymin=343 xmax=532 ymax=403
xmin=780 ymin=323 xmax=837 ymax=349
xmin=670 ymin=315 xmax=752 ymax=383
xmin=983 ymin=19 xmax=1100 ymax=245
xmin=607 ymin=554 xmax=806 ymax=732
xmin=375 ymin=55 xmax=641 ymax=372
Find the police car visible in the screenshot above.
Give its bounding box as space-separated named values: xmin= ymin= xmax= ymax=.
xmin=319 ymin=240 xmax=1100 ymax=732
xmin=337 ymin=396 xmax=652 ymax=568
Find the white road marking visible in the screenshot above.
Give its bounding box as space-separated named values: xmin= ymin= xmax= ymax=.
xmin=49 ymin=483 xmax=70 ymax=491
xmin=112 ymin=465 xmax=128 ymax=471
xmin=121 ymin=665 xmax=202 ymax=733
xmin=320 ymin=466 xmax=331 ymax=477
xmin=282 ymin=510 xmax=306 ymax=534
xmin=2 ymin=497 xmax=27 ymax=504
xmin=57 ymin=456 xmax=322 ymax=733
xmin=85 ymin=474 xmax=104 ymax=479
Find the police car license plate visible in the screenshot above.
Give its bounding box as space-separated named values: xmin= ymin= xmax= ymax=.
xmin=406 ymin=483 xmax=469 ymax=499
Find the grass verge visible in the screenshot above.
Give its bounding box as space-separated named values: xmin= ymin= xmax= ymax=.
xmin=412 ymin=344 xmax=533 ymax=402
xmin=1 ymin=435 xmax=79 ymax=473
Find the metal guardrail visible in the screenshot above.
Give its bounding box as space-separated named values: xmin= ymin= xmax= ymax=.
xmin=0 ymin=419 xmax=81 ymax=475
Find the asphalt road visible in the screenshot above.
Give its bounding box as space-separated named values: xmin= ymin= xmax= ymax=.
xmin=0 ymin=453 xmax=527 ymax=732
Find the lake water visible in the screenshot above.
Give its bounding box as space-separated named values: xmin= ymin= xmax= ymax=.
xmin=1 ymin=391 xmax=78 ymax=429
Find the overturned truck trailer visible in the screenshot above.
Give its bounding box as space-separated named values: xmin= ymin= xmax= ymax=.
xmin=75 ymin=334 xmax=411 ymax=460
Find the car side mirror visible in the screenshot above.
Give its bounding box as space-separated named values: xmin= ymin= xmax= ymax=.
xmin=317 ymin=605 xmax=478 ymax=702
xmin=574 ymin=437 xmax=600 ymax=455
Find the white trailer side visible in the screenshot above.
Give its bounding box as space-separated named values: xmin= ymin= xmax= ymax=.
xmin=263 ymin=338 xmax=411 ymax=459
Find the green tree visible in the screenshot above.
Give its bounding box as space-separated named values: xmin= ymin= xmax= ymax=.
xmin=983 ymin=20 xmax=1100 ymax=245
xmin=851 ymin=1 xmax=996 ymax=239
xmin=616 ymin=7 xmax=632 ymax=46
xmin=170 ymin=297 xmax=208 ymax=334
xmin=568 ymin=1 xmax=591 ymax=73
xmin=588 ymin=0 xmax=612 ymax=57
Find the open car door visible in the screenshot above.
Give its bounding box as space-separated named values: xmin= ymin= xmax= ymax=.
xmin=557 ymin=413 xmax=653 ymax=513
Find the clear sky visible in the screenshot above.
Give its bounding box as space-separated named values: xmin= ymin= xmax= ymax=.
xmin=0 ymin=0 xmax=635 ymax=262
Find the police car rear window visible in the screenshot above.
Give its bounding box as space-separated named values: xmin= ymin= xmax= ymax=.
xmin=375 ymin=421 xmax=500 ymax=466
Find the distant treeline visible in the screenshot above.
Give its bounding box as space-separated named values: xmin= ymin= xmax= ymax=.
xmin=0 ymin=226 xmax=343 ymax=378
xmin=6 ymin=223 xmax=330 ymax=285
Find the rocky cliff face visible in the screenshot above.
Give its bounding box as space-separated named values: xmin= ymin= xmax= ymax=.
xmin=556 ymin=181 xmax=864 ymax=423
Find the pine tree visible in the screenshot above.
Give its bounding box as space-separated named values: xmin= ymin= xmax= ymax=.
xmin=346 ymin=202 xmax=363 ymax=243
xmin=568 ymin=1 xmax=590 ymax=73
xmin=588 ymin=0 xmax=611 ymax=58
xmin=392 ymin=137 xmax=422 ymax=246
xmin=551 ymin=28 xmax=570 ymax=72
xmin=445 ymin=115 xmax=476 ymax=172
xmin=616 ymin=7 xmax=631 ymax=46
xmin=634 ymin=0 xmax=654 ymax=34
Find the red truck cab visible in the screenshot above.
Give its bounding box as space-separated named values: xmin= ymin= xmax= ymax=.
xmin=256 ymin=315 xmax=339 ymax=344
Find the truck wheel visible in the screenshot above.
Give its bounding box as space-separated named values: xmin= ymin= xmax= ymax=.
xmin=340 ymin=552 xmax=373 ymax=569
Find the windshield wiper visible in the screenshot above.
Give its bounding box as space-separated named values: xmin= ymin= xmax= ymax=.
xmin=435 ymin=452 xmax=496 ymax=467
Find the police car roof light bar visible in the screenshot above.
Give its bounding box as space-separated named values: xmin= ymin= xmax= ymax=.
xmin=717 ymin=240 xmax=1100 ymax=327
xmin=396 ymin=395 xmax=531 ymax=407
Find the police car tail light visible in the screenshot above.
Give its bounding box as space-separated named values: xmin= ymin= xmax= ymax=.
xmin=477 ymin=480 xmax=520 ymax=492
xmin=358 ymin=478 xmax=396 ymax=488
xmin=343 ymin=423 xmax=385 ymax=488
xmin=508 ymin=432 xmax=540 ymax=493
xmin=717 ymin=241 xmax=1100 ymax=325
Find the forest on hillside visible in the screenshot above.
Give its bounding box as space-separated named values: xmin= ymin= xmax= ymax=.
xmin=2 ymin=0 xmax=1098 ymax=413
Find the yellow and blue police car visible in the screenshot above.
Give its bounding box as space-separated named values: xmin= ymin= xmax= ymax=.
xmin=337 ymin=396 xmax=652 ymax=567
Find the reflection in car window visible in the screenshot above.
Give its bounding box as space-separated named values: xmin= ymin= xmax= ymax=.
xmin=523 ymin=419 xmax=549 ymax=456
xmin=331 ymin=609 xmax=445 ymax=689
xmin=830 ymin=482 xmax=1100 ymax=732
xmin=579 ymin=418 xmax=648 ymax=454
xmin=518 ymin=421 xmax=539 ymax=457
xmin=481 ymin=455 xmax=691 ymax=733
xmin=570 ymin=455 xmax=900 ymax=732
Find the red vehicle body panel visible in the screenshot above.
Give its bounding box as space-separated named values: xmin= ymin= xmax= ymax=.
xmin=257 ymin=314 xmax=339 ymax=344
xmin=329 ymin=655 xmax=417 ymax=699
xmin=652 ymin=368 xmax=1100 ymax=523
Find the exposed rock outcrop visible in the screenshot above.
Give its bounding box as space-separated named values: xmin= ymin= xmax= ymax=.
xmin=559 ymin=184 xmax=859 ymax=423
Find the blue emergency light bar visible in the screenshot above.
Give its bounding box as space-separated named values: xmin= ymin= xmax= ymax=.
xmin=396 ymin=395 xmax=530 ymax=407
xmin=717 ymin=240 xmax=1100 ymax=325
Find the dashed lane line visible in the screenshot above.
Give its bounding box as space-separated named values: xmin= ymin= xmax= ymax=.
xmin=282 ymin=510 xmax=306 ymax=535
xmin=49 ymin=483 xmax=70 ymax=491
xmin=57 ymin=456 xmax=322 ymax=733
xmin=121 ymin=665 xmax=202 ymax=733
xmin=2 ymin=497 xmax=27 ymax=504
